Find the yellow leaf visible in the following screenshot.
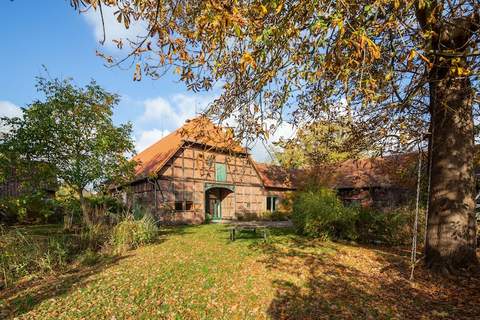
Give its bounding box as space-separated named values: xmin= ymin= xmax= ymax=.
xmin=240 ymin=52 xmax=256 ymax=70
xmin=276 ymin=2 xmax=284 ymax=14
xmin=133 ymin=63 xmax=142 ymax=81
xmin=407 ymin=49 xmax=417 ymax=62
xmin=260 ymin=4 xmax=268 ymax=16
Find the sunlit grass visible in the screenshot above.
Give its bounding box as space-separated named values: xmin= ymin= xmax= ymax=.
xmin=1 ymin=224 xmax=478 ymax=319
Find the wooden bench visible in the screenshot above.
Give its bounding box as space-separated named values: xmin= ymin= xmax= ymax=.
xmin=229 ymin=225 xmax=269 ymax=241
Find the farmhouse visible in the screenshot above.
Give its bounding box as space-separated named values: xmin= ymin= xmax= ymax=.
xmin=124 ymin=116 xmax=297 ymax=224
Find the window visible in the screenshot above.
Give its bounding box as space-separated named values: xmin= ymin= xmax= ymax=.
xmin=215 ymin=163 xmax=227 ymax=182
xmin=266 ymin=196 xmax=278 ymax=212
xmin=185 ymin=201 xmax=193 ymax=211
xmin=174 ymin=190 xmax=194 ymax=211
xmin=175 ymin=201 xmax=184 ymax=211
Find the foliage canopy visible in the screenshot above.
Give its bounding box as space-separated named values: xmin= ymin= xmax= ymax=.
xmin=71 ymin=0 xmax=479 ymax=147
xmin=1 ymin=77 xmax=136 ymax=223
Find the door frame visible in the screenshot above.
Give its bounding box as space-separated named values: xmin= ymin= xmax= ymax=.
xmin=204 ymin=184 xmax=235 ymax=221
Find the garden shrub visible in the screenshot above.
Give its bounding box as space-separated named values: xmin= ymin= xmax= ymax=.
xmin=257 ymin=211 xmax=291 ymax=221
xmin=77 ymin=248 xmax=101 ymax=266
xmin=291 ymin=185 xmax=426 ymax=245
xmin=237 ymin=211 xmax=260 ymax=221
xmin=292 ymin=187 xmax=358 ymax=241
xmin=0 ymin=192 xmax=61 ymax=225
xmin=269 ymin=210 xmax=291 ymax=221
xmin=86 ymin=194 xmax=127 ymax=225
xmin=111 ymin=215 xmax=158 ymax=252
xmin=356 ymin=205 xmax=425 ymax=245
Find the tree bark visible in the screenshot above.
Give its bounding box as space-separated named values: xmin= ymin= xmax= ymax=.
xmin=425 ymin=63 xmax=478 ymax=272
xmin=77 ymin=188 xmax=92 ymax=226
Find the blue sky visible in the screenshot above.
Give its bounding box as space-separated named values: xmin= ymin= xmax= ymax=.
xmin=0 ymin=1 xmax=293 ymax=161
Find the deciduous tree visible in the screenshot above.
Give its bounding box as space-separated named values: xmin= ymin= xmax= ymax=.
xmin=1 ymin=77 xmax=136 ymax=225
xmin=71 ymin=0 xmax=480 ymax=272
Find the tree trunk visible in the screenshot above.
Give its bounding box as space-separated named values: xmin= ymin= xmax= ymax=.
xmin=425 ymin=63 xmax=478 ymax=272
xmin=77 ymin=188 xmax=92 ymax=226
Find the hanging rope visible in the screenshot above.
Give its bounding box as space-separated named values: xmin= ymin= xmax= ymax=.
xmin=423 ymin=127 xmax=433 ymax=253
xmin=410 ymin=143 xmax=423 ymax=280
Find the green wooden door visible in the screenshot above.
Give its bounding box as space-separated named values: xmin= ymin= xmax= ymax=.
xmin=207 ymin=197 xmax=222 ymax=221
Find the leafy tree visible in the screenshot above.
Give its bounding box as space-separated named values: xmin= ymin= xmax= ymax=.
xmin=274 ymin=120 xmax=359 ymax=168
xmin=71 ymin=1 xmax=480 ymax=271
xmin=1 ymin=77 xmax=136 ymax=225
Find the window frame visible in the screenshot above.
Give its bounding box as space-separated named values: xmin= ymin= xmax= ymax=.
xmin=266 ymin=196 xmax=278 ymax=212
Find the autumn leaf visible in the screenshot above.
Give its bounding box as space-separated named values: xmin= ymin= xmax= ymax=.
xmin=240 ymin=52 xmax=256 ymax=70
xmin=133 ymin=63 xmax=142 ymax=81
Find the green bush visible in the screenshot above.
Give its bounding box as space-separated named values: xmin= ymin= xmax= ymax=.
xmin=269 ymin=210 xmax=291 ymax=221
xmin=86 ymin=194 xmax=127 ymax=225
xmin=236 ymin=211 xmax=259 ymax=221
xmin=256 ymin=211 xmax=291 ymax=221
xmin=291 ymin=185 xmax=425 ymax=245
xmin=111 ymin=215 xmax=158 ymax=252
xmin=356 ymin=205 xmax=425 ymax=245
xmin=292 ymin=187 xmax=358 ymax=241
xmin=0 ymin=192 xmax=61 ymax=225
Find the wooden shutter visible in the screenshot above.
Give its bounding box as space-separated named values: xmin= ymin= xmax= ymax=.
xmin=215 ymin=163 xmax=227 ymax=182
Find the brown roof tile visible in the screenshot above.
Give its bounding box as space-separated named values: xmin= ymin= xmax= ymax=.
xmin=253 ymin=162 xmax=300 ymax=189
xmin=132 ymin=116 xmax=247 ymax=179
xmin=325 ymin=153 xmax=418 ymax=189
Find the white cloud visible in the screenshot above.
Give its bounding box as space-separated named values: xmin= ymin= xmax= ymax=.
xmin=131 ymin=93 xmax=295 ymax=162
xmin=271 ymin=121 xmax=296 ymax=142
xmin=171 ymin=93 xmax=214 ymax=118
xmin=139 ymin=94 xmax=215 ymax=130
xmin=83 ymin=5 xmax=147 ymax=50
xmin=140 ymin=97 xmax=180 ymax=126
xmin=133 ymin=93 xmax=216 ymax=153
xmin=0 ymin=101 xmax=22 ymax=118
xmin=135 ymin=128 xmax=171 ymax=153
xmin=247 ymin=122 xmax=296 ymax=163
xmin=0 ymin=101 xmax=22 ymax=133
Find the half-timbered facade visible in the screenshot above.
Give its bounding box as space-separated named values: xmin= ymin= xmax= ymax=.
xmin=123 ymin=117 xmax=295 ymax=224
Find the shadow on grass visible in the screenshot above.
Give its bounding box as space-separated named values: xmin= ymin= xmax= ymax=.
xmin=220 ymin=225 xmax=298 ymax=245
xmin=256 ymin=229 xmax=480 ymax=319
xmin=0 ymin=255 xmax=129 ymax=318
xmin=158 ymin=224 xmax=195 ymax=238
xmin=0 ymin=224 xmax=193 ymax=319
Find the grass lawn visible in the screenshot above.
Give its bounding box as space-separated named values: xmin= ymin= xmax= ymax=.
xmin=1 ymin=224 xmax=479 ymax=319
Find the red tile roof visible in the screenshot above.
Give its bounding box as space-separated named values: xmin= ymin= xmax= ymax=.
xmin=132 ymin=116 xmax=418 ymax=191
xmin=323 ymin=153 xmax=418 ymax=189
xmin=253 ymin=162 xmax=300 ymax=189
xmin=132 ymin=116 xmax=247 ymax=180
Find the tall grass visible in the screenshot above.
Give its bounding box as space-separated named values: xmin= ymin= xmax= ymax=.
xmin=0 ymin=225 xmax=72 ymax=288
xmin=111 ymin=215 xmax=158 ymax=253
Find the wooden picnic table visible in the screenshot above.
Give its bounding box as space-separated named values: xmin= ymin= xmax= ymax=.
xmin=228 ymin=224 xmax=269 ymax=241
